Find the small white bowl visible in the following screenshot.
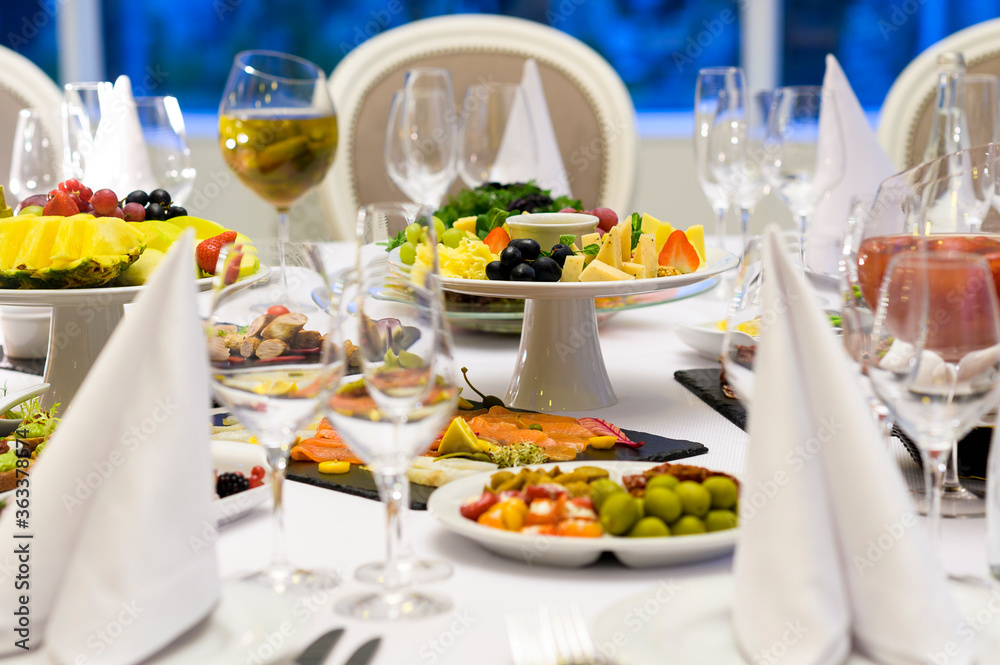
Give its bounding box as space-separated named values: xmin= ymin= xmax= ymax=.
xmin=0 ymin=306 xmax=50 ymax=359
xmin=506 ymin=212 xmax=599 ymax=251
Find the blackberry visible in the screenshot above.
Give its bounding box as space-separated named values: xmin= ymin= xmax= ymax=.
xmin=216 ymin=472 xmax=249 ymax=498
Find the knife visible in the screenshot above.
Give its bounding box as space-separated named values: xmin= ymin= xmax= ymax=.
xmin=343 ymin=637 xmax=381 ymax=665
xmin=295 ymin=628 xmax=345 ymax=665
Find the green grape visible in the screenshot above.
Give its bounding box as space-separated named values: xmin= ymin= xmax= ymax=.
xmin=405 ymin=223 xmax=422 ymax=245
xmin=441 ymin=228 xmax=464 ymax=248
xmin=399 ymin=242 xmax=417 ymax=265
xmin=433 ymin=216 xmax=446 ymax=242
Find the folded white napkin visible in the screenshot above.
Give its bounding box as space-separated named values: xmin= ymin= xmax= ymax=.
xmin=733 ymin=226 xmax=970 ymax=665
xmin=490 ymin=59 xmax=572 ymax=197
xmin=82 ymin=75 xmax=157 ymax=196
xmin=0 ymin=231 xmax=219 ymax=665
xmin=809 ymin=55 xmax=896 ymax=272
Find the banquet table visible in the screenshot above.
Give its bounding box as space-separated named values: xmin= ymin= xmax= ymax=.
xmin=1 ymin=239 xmax=991 ymax=665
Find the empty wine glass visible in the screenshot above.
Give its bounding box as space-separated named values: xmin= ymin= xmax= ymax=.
xmin=328 ymin=202 xmax=458 ymax=620
xmin=385 ymin=69 xmax=458 ymax=209
xmin=134 ymin=96 xmax=196 ymax=206
xmin=458 ymin=82 xmax=536 ymax=187
xmin=762 ymin=86 xmax=845 ymax=261
xmin=695 ymin=67 xmax=745 ymax=255
xmin=868 ymin=250 xmax=1000 ymax=550
xmin=8 ymin=107 xmax=66 ymax=204
xmin=708 ymin=90 xmax=772 ymax=258
xmin=207 ymin=241 xmax=342 ymax=594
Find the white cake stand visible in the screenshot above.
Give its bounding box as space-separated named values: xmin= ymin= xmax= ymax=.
xmin=442 ymin=247 xmax=739 ymax=411
xmin=0 ymin=277 xmax=213 ymax=410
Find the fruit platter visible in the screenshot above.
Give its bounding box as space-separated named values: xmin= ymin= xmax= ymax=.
xmin=389 ymin=184 xmax=738 ymax=410
xmin=0 ymin=180 xmax=260 ymax=408
xmin=427 ymin=460 xmax=740 ymax=568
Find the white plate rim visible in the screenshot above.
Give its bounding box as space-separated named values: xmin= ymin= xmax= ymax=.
xmin=428 ymin=461 xmax=739 ymax=564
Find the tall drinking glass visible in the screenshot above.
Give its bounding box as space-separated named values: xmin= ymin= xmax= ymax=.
xmin=328 ymin=203 xmax=458 ymax=619
xmin=695 ymin=67 xmax=745 ymax=255
xmin=207 ymin=241 xmax=342 ymax=593
xmin=134 ymin=96 xmax=196 ymax=206
xmin=762 ymin=86 xmax=844 ymax=261
xmin=458 ymin=82 xmax=536 ymax=187
xmin=8 ymin=107 xmax=66 ymax=204
xmin=218 ymin=51 xmax=338 ymax=247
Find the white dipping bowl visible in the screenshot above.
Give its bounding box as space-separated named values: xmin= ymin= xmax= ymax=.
xmin=506 ymin=212 xmax=599 ymax=252
xmin=0 ymin=306 xmax=50 ymax=359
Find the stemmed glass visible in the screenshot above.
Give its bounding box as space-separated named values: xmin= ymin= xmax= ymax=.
xmin=385 ymin=68 xmax=458 ymax=209
xmin=761 ymin=86 xmax=845 ymax=261
xmin=458 ymin=82 xmax=536 ymax=187
xmin=868 ymin=250 xmax=1000 ymax=550
xmin=134 ymin=96 xmax=197 ymax=206
xmin=708 ymin=90 xmax=772 ymax=258
xmin=328 ymin=203 xmax=458 ymax=619
xmin=206 ymin=241 xmax=342 ymax=593
xmin=695 ymin=67 xmax=744 ymax=256
xmin=218 ymin=51 xmax=338 ymax=247
xmin=8 ymin=107 xmax=66 ymax=203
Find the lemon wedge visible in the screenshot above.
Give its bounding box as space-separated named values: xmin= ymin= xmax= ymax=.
xmin=318 ymin=461 xmax=351 ymax=474
xmin=737 ymin=319 xmax=761 ymax=337
xmin=252 ymin=379 xmax=297 ymax=396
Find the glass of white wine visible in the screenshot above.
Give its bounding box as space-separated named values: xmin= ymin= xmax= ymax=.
xmin=328 ymin=203 xmax=458 ymax=620
xmin=206 ymin=241 xmax=342 ymax=594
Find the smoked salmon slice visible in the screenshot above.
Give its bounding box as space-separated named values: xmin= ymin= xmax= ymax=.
xmin=290 ymin=441 xmax=363 ymax=464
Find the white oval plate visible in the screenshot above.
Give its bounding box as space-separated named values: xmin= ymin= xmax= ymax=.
xmin=593 ymin=573 xmax=1000 ymax=665
xmin=389 ymin=246 xmax=739 ymax=300
xmin=427 ymin=461 xmax=738 ymax=568
xmin=675 ymin=321 xmax=726 ymax=360
xmin=212 ymin=441 xmax=269 ymax=526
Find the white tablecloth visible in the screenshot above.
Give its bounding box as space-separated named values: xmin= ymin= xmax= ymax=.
xmin=1 ymin=241 xmax=989 ymax=665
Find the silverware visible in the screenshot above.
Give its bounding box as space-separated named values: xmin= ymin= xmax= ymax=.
xmin=295 ymin=628 xmax=345 ymax=665
xmin=507 ymin=605 xmax=613 ymax=665
xmin=343 ymin=637 xmax=381 ymax=665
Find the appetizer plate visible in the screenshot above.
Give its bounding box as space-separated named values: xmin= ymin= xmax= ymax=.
xmin=592 ymin=574 xmax=999 ymax=665
xmin=428 ymin=461 xmax=738 ymax=569
xmin=675 ymin=321 xmax=726 ymax=360
xmin=212 ymin=440 xmax=269 ymax=526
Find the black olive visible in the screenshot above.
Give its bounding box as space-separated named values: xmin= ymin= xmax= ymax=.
xmin=485 ymin=260 xmax=507 ymax=280
xmin=510 ymin=263 xmax=535 ymax=281
xmin=499 ymin=246 xmax=522 ymax=271
xmin=533 ymin=256 xmax=562 ymax=282
xmin=509 ymin=238 xmax=541 ymax=261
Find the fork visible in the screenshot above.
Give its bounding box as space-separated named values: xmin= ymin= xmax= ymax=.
xmin=506 ymin=605 xmax=613 ymax=665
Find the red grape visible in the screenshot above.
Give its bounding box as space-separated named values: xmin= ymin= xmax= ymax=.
xmin=64 ymin=178 xmax=81 ymax=191
xmin=122 ymin=202 xmax=145 ymax=221
xmin=591 ymin=207 xmax=618 ymax=232
xmin=78 ymin=186 xmax=93 ymax=202
xmin=559 ymin=207 xmax=577 ymax=213
xmin=17 ymin=194 xmax=48 ymax=211
xmin=110 ymin=207 xmax=125 ymax=219
xmin=92 ymin=188 xmax=119 ymax=216
xmin=267 ymin=305 xmax=290 ymax=317
xmin=77 ymin=199 xmax=95 ymax=214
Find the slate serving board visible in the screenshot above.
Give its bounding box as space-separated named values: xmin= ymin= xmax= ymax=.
xmin=0 ymin=348 xmax=44 ymax=376
xmin=673 ymin=367 xmax=992 ymax=479
xmin=286 ymin=427 xmax=709 ymax=511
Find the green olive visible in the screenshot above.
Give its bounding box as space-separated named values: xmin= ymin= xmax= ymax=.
xmin=705 ymin=510 xmax=738 ymax=532
xmin=672 ymin=515 xmax=707 ymax=536
xmin=675 ymin=481 xmax=712 ymax=518
xmin=590 ymin=478 xmax=626 ymax=511
xmin=702 ymin=476 xmax=739 ymax=510
xmin=644 ymin=487 xmax=683 ymax=523
xmin=599 ymin=492 xmax=640 ymax=536
xmin=646 ymin=474 xmax=679 ymax=491
xmin=627 ymin=516 xmax=670 ymax=538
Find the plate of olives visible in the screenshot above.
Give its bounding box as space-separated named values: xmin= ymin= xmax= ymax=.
xmin=428 ymin=461 xmax=739 ymax=568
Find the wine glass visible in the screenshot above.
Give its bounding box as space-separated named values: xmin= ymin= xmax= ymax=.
xmin=721 ymin=228 xmax=843 ymax=405
xmin=385 ymin=68 xmax=458 ymax=209
xmin=695 ymin=67 xmax=745 ymax=256
xmin=8 ymin=107 xmax=66 ymax=204
xmin=708 ymin=90 xmax=772 ymax=258
xmin=761 ymin=86 xmax=845 ymax=262
xmin=206 ymin=241 xmax=342 ymax=593
xmin=328 ymin=202 xmax=458 ymax=619
xmin=218 ymin=51 xmax=338 ymax=246
xmin=867 ymin=250 xmax=1000 ymax=550
xmin=134 ymin=96 xmax=197 ymax=206
xmin=840 ymin=194 xmax=895 ymax=445
xmin=458 ymin=82 xmax=537 ymax=187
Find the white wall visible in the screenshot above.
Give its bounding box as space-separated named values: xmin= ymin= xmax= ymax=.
xmin=188 ymin=134 xmax=794 ymax=242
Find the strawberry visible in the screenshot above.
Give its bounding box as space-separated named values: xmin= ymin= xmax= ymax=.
xmin=483 ymin=227 xmax=511 ymax=254
xmin=658 ymin=230 xmax=700 ymax=273
xmin=43 ymin=190 xmax=79 ymax=216
xmin=196 ymin=231 xmax=238 ymax=275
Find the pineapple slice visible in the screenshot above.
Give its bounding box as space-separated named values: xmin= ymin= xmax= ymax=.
xmin=15 ymin=218 xmax=62 ymax=269
xmin=0 ymin=218 xmax=35 ymax=269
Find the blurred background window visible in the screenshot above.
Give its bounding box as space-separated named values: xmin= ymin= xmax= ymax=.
xmin=1 ymin=0 xmax=999 ymax=114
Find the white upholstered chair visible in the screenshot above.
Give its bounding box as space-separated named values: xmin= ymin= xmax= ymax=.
xmin=0 ymin=45 xmax=64 ymax=195
xmin=878 ymin=18 xmax=1000 ymax=171
xmin=320 ymin=14 xmax=638 ymax=240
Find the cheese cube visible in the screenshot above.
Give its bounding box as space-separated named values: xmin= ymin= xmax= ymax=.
xmin=622 ymin=262 xmax=645 ymax=279
xmin=595 ymin=230 xmax=622 ymax=270
xmin=581 ymin=232 xmax=600 ymax=248
xmin=616 ymin=217 xmax=633 ymax=265
xmin=685 ymin=224 xmax=706 ymax=262
xmin=579 ymin=260 xmax=635 ymax=282
xmin=453 ymin=216 xmax=477 ymax=234
xmin=561 ymin=254 xmax=585 ymax=282
xmin=640 ymin=212 xmax=664 ymax=235
xmin=636 ymin=234 xmax=657 ymax=278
